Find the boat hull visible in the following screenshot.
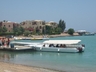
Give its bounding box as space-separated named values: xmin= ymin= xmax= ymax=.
xmin=33 ymin=47 xmax=84 ymax=53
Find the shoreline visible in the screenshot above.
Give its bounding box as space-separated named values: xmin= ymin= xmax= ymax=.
xmin=8 ymin=33 xmax=79 ymax=41
xmin=0 ymin=33 xmax=79 ymax=41
xmin=0 ymin=61 xmax=65 ymax=72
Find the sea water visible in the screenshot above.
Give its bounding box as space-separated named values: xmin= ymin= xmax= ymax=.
xmin=0 ymin=35 xmax=96 ymax=72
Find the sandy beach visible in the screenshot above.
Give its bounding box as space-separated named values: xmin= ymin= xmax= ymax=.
xmin=0 ymin=61 xmax=63 ymax=72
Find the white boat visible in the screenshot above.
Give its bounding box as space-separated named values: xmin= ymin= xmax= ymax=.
xmin=0 ymin=42 xmax=35 ymax=51
xmin=14 ymin=37 xmax=49 ymax=40
xmin=32 ymin=40 xmax=85 ymax=53
xmin=8 ymin=40 xmax=85 ymax=53
xmin=83 ymin=33 xmax=95 ymax=36
xmin=31 ymin=37 xmax=49 ymax=40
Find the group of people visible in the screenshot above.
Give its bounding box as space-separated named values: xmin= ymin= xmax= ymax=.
xmin=43 ymin=44 xmax=66 ymax=48
xmin=56 ymin=44 xmax=66 ymax=48
xmin=0 ymin=38 xmax=10 ymax=47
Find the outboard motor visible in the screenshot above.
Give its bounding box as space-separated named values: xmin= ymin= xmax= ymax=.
xmin=77 ymin=47 xmax=82 ymax=53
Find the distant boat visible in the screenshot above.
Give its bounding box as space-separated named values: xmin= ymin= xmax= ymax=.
xmin=14 ymin=36 xmax=49 ymax=40
xmin=31 ymin=37 xmax=49 ymax=40
xmin=31 ymin=35 xmax=49 ymax=40
xmin=83 ymin=33 xmax=95 ymax=36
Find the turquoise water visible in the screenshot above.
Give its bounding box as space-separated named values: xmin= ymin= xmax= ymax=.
xmin=0 ymin=35 xmax=96 ymax=72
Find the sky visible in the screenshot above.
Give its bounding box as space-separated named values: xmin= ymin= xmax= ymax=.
xmin=0 ymin=0 xmax=96 ymax=32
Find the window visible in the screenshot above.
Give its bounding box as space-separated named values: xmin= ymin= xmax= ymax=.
xmin=23 ymin=22 xmax=25 ymax=25
xmin=9 ymin=25 xmax=10 ymax=27
xmin=42 ymin=22 xmax=45 ymax=25
xmin=40 ymin=26 xmax=42 ymax=29
xmin=32 ymin=22 xmax=37 ymax=25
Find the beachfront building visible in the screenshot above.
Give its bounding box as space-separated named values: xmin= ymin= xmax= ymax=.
xmin=45 ymin=21 xmax=58 ymax=28
xmin=0 ymin=20 xmax=19 ymax=32
xmin=20 ymin=20 xmax=46 ymax=33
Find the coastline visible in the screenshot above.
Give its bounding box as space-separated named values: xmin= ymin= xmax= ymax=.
xmin=7 ymin=33 xmax=79 ymax=41
xmin=0 ymin=61 xmax=65 ymax=72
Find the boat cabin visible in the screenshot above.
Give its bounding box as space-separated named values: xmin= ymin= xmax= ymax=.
xmin=42 ymin=40 xmax=83 ymax=48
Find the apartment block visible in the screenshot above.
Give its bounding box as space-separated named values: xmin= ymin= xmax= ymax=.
xmin=0 ymin=21 xmax=19 ymax=32
xmin=20 ymin=20 xmax=46 ymax=33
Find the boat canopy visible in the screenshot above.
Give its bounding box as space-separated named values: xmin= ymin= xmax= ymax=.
xmin=43 ymin=40 xmax=81 ymax=44
xmin=11 ymin=41 xmax=40 ymax=45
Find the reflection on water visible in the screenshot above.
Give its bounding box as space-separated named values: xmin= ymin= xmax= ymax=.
xmin=0 ymin=36 xmax=96 ymax=72
xmin=0 ymin=50 xmax=87 ymax=62
xmin=0 ymin=51 xmax=96 ymax=72
xmin=0 ymin=51 xmax=35 ymax=62
xmin=0 ymin=51 xmax=15 ymax=62
xmin=0 ymin=51 xmax=61 ymax=60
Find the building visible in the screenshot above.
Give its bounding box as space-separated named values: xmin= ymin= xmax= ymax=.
xmin=20 ymin=20 xmax=46 ymax=33
xmin=45 ymin=21 xmax=58 ymax=28
xmin=0 ymin=20 xmax=19 ymax=32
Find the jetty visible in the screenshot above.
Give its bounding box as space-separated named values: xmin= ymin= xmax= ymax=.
xmin=0 ymin=45 xmax=34 ymax=51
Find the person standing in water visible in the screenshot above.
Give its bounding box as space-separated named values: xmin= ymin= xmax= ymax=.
xmin=2 ymin=38 xmax=5 ymax=46
xmin=0 ymin=38 xmax=2 ymax=47
xmin=7 ymin=38 xmax=10 ymax=47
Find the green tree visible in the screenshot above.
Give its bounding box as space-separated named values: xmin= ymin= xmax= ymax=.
xmin=2 ymin=27 xmax=7 ymax=33
xmin=32 ymin=29 xmax=36 ymax=35
xmin=58 ymin=19 xmax=66 ymax=32
xmin=36 ymin=27 xmax=40 ymax=34
xmin=23 ymin=30 xmax=30 ymax=36
xmin=19 ymin=26 xmax=25 ymax=34
xmin=55 ymin=27 xmax=62 ymax=34
xmin=68 ymin=28 xmax=75 ymax=35
xmin=42 ymin=26 xmax=45 ymax=35
xmin=45 ymin=25 xmax=52 ymax=35
xmin=13 ymin=27 xmax=19 ymax=35
xmin=0 ymin=27 xmax=3 ymax=33
xmin=13 ymin=26 xmax=25 ymax=35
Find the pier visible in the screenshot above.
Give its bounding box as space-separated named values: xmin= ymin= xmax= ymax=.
xmin=0 ymin=46 xmax=34 ymax=51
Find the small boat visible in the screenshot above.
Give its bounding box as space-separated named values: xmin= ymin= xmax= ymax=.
xmin=31 ymin=36 xmax=49 ymax=40
xmin=32 ymin=40 xmax=85 ymax=53
xmin=14 ymin=37 xmax=49 ymax=40
xmin=0 ymin=42 xmax=35 ymax=51
xmin=83 ymin=33 xmax=95 ymax=36
xmin=31 ymin=37 xmax=49 ymax=40
xmin=14 ymin=37 xmax=32 ymax=40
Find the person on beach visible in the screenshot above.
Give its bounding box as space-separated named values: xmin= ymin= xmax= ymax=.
xmin=6 ymin=38 xmax=10 ymax=47
xmin=0 ymin=38 xmax=2 ymax=47
xmin=2 ymin=38 xmax=5 ymax=46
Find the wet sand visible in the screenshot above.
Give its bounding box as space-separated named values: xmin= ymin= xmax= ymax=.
xmin=0 ymin=61 xmax=64 ymax=72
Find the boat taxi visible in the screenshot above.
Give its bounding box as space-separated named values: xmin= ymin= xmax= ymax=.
xmin=33 ymin=40 xmax=85 ymax=53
